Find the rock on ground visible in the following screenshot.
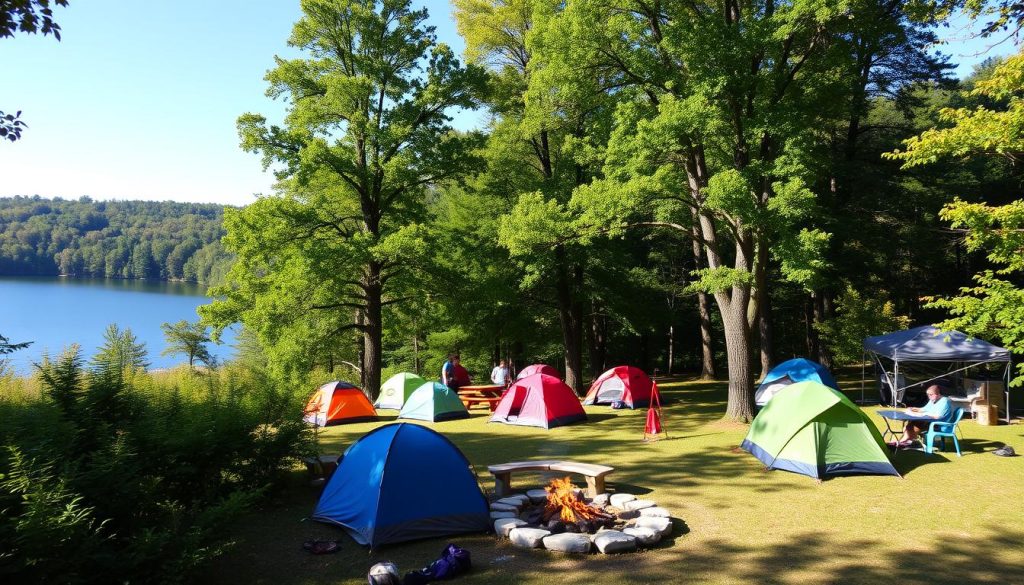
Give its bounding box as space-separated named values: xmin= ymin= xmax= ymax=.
xmin=509 ymin=527 xmax=551 ymax=548
xmin=490 ymin=502 xmax=519 ymax=512
xmin=494 ymin=518 xmax=527 ymax=537
xmin=526 ymin=489 xmax=548 ymax=503
xmin=639 ymin=506 xmax=670 ymax=518
xmin=490 ymin=511 xmax=518 ymax=520
xmin=591 ymin=493 xmax=611 ymax=507
xmin=633 ymin=516 xmax=672 ymax=537
xmin=623 ymin=499 xmax=656 ymax=511
xmin=593 ymin=530 xmax=637 ymax=554
xmin=542 ymin=532 xmax=593 ymax=554
xmin=609 ymin=493 xmax=637 ymax=507
xmin=623 ymin=526 xmax=661 ymax=546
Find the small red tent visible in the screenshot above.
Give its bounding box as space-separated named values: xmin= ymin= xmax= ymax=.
xmin=303 ymin=381 xmax=378 ymax=426
xmin=489 ymin=373 xmax=587 ymax=429
xmin=583 ymin=366 xmax=654 ymax=409
xmin=515 ymin=363 xmax=559 ymax=380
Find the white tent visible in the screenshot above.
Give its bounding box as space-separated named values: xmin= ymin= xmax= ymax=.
xmin=862 ymin=326 xmax=1012 ymax=422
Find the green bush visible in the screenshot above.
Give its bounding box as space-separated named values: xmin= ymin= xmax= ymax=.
xmin=816 ymin=285 xmax=911 ymax=366
xmin=0 ymin=345 xmax=314 ymax=584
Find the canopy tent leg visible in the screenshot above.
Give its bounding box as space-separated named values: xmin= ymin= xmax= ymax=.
xmin=1005 ymin=359 xmax=1012 ymax=424
xmin=893 ymin=361 xmax=900 ymax=408
xmin=860 ymin=353 xmax=866 ymax=404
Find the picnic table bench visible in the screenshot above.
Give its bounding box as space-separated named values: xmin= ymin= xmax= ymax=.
xmin=460 ymin=395 xmax=502 ymax=411
xmin=458 ymin=385 xmax=505 ymax=412
xmin=487 ymin=460 xmax=614 ymax=498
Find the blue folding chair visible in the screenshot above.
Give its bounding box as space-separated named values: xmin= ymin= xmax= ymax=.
xmin=924 ymin=407 xmax=964 ymax=456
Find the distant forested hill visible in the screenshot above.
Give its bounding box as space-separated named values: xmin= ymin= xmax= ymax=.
xmin=0 ymin=196 xmax=233 ymax=284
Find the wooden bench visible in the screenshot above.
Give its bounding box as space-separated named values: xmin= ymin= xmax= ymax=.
xmin=461 ymin=396 xmax=503 ymax=411
xmin=487 ymin=460 xmax=614 ymax=498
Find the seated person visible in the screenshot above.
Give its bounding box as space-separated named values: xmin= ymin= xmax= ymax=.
xmin=891 ymin=384 xmax=952 ymax=446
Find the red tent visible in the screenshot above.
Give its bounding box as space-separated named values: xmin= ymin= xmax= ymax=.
xmin=303 ymin=381 xmax=378 ymax=426
xmin=515 ymin=363 xmax=559 ymax=380
xmin=583 ymin=366 xmax=653 ymax=409
xmin=489 ymin=373 xmax=587 ymax=429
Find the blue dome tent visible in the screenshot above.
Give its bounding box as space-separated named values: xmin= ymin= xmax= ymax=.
xmin=312 ymin=423 xmax=489 ymax=548
xmin=755 ymin=358 xmax=837 ymax=406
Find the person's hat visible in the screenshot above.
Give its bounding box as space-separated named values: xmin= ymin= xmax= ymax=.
xmin=367 ymin=562 xmax=401 ymax=585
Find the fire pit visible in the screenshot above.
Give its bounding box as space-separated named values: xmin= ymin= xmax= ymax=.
xmin=491 ymin=477 xmax=674 ymax=554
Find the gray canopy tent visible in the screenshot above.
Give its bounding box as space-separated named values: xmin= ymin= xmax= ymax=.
xmin=862 ymin=325 xmax=1013 ymax=423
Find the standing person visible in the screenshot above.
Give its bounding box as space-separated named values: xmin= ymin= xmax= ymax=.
xmin=442 ymin=353 xmax=464 ymax=390
xmin=490 ymin=359 xmax=510 ymax=386
xmin=891 ymin=384 xmax=952 ymax=447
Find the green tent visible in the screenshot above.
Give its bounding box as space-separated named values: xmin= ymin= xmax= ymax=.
xmin=398 ymin=381 xmax=470 ymax=422
xmin=375 ymin=372 xmax=427 ymax=410
xmin=741 ymin=381 xmax=899 ymax=479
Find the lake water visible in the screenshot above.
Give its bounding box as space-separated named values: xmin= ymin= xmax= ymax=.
xmin=0 ymin=276 xmax=236 ymax=374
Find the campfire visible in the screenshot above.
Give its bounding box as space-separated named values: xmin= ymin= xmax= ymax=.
xmin=538 ymin=477 xmax=615 ymax=534
xmin=491 ymin=478 xmax=674 ymax=554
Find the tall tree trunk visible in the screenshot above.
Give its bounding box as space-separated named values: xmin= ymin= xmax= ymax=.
xmin=804 ymin=294 xmax=819 ymax=359
xmin=355 ymin=308 xmax=366 ymax=389
xmin=555 ymin=246 xmax=584 ymax=393
xmin=587 ymin=307 xmax=607 ymax=378
xmin=758 ymin=291 xmax=774 ymax=379
xmin=413 ymin=332 xmax=420 ymax=376
xmin=362 ymin=262 xmax=383 ymax=400
xmin=697 ymin=291 xmax=716 ymax=379
xmin=667 ymin=323 xmax=674 ymax=376
xmin=691 ymin=213 xmax=716 ymax=379
xmin=812 ymin=290 xmax=835 ymax=369
xmin=721 ymin=300 xmax=756 ymax=422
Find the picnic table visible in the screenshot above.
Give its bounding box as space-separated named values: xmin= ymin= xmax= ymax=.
xmin=457 ymin=384 xmax=505 ymax=411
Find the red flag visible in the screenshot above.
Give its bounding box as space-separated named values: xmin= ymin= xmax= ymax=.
xmin=643 ymin=381 xmax=667 ymax=441
xmin=645 ymin=407 xmax=662 ymax=434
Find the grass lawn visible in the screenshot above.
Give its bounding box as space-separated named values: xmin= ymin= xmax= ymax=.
xmin=201 ymin=377 xmax=1024 ymax=585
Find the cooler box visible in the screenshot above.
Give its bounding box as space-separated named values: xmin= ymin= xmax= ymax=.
xmin=975 ymin=401 xmax=998 ymax=426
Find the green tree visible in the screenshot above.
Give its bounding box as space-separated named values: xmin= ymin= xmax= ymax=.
xmin=203 ymin=0 xmax=486 ymax=396
xmin=888 ymin=51 xmax=1024 ymax=384
xmin=160 ymin=320 xmax=213 ymax=369
xmin=456 ymin=0 xmax=618 ymax=392
xmin=0 ymin=331 xmax=30 ymax=354
xmin=534 ymin=1 xmax=871 ymax=420
xmin=91 ymin=324 xmax=149 ymax=374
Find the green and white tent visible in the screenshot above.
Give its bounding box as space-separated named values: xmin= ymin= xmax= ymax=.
xmin=741 ymin=381 xmax=899 ymax=479
xmin=375 ymin=372 xmax=427 ymax=410
xmin=398 ymin=381 xmax=470 ymax=422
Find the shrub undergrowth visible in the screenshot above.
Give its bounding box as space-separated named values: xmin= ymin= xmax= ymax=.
xmin=0 ymin=348 xmax=315 ymax=584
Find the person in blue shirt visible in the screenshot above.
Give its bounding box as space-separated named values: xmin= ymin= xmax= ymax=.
xmin=893 ymin=384 xmax=952 ymax=446
xmin=441 ymin=353 xmax=461 ymax=390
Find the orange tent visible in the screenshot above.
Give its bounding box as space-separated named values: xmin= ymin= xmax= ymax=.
xmin=304 ymin=381 xmax=378 ymax=426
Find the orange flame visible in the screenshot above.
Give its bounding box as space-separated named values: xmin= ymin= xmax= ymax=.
xmin=544 ymin=477 xmax=604 ymax=523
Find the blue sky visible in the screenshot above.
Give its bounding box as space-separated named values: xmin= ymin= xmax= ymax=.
xmin=0 ymin=1 xmax=1017 ymax=207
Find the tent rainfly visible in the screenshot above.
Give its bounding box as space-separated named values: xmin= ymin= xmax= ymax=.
xmin=742 ymin=381 xmax=899 ymax=480
xmin=755 ymin=358 xmax=837 ymax=407
xmin=313 ymin=423 xmax=490 ymax=548
xmin=375 ymin=372 xmax=427 ymax=410
xmin=862 ymin=326 xmax=1012 ymax=422
xmin=516 ymin=364 xmax=559 ymax=380
xmin=489 ymin=373 xmax=587 ymax=429
xmin=303 ymin=381 xmax=378 ymax=426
